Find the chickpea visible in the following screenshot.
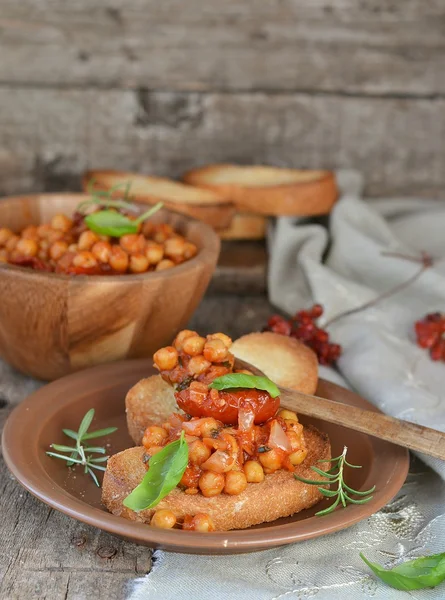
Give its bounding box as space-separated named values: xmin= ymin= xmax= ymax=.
xmin=91 ymin=241 xmax=111 ymax=263
xmin=142 ymin=426 xmax=168 ymax=449
xmin=67 ymin=243 xmax=78 ymax=253
xmin=49 ymin=240 xmax=69 ymax=261
xmin=109 ymin=246 xmax=129 ymax=273
xmin=187 ymin=355 xmax=211 ymax=376
xmin=153 ymin=346 xmax=179 ymax=371
xmin=37 ymin=224 xmax=52 ymax=239
xmin=129 ymin=253 xmax=149 ymax=274
xmin=173 ymin=330 xmax=198 ymax=351
xmin=224 ymin=470 xmax=247 ymax=495
xmin=243 ymin=460 xmax=265 ymax=483
xmin=259 ymin=449 xmax=283 ymax=473
xmin=0 ymin=228 xmax=14 ymax=246
xmin=142 ymin=221 xmax=155 ymax=238
xmin=153 ymin=224 xmax=174 ymax=244
xmin=198 ymin=471 xmax=225 ymax=498
xmin=51 ymin=214 xmax=73 ymax=233
xmin=278 ymin=409 xmax=299 ymax=422
xmin=147 ymin=445 xmax=165 ymax=456
xmin=203 ymin=339 xmax=228 ymax=363
xmin=206 ymin=333 xmax=232 ymax=349
xmin=182 ymin=335 xmax=206 ymax=356
xmin=5 ymin=235 xmax=19 ymax=252
xmin=189 ymin=440 xmax=211 ymax=466
xmin=189 ymin=513 xmax=215 ymax=532
xmin=150 ymin=509 xmax=176 ymax=529
xmin=183 ymin=242 xmax=198 ymax=260
xmin=155 ymin=259 xmax=175 ymax=271
xmin=199 ymin=418 xmax=221 ymax=438
xmin=78 ymin=230 xmax=99 ymax=251
xmin=145 ymin=242 xmax=164 ymax=265
xmin=15 ymin=238 xmax=38 ymax=257
xmin=289 ymin=448 xmax=308 ymax=466
xmin=120 ymin=233 xmax=145 ymax=254
xmin=21 ymin=225 xmax=39 ymax=241
xmin=164 ymin=236 xmax=186 ymax=259
xmin=285 ymin=430 xmax=303 ymax=452
xmin=72 ymin=251 xmax=98 ymax=269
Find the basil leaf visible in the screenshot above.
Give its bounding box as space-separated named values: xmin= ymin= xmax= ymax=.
xmin=85 ymin=210 xmax=138 ymax=237
xmin=209 ymin=374 xmax=280 ymax=398
xmin=360 ymin=552 xmax=445 ymax=590
xmin=123 ymin=431 xmax=189 ymax=512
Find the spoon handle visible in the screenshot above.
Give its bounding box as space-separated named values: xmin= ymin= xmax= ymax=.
xmin=279 ymin=387 xmax=445 ymax=460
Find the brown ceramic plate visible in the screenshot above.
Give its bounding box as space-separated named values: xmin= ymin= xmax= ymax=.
xmin=2 ymin=360 xmax=409 ymax=555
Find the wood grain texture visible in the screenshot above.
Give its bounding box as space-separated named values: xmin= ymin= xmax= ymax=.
xmin=0 ymin=293 xmax=274 ymax=599
xmin=0 ymin=194 xmax=220 ymax=380
xmin=0 ymin=0 xmax=445 ymax=95
xmin=279 ymin=386 xmax=445 ymax=460
xmin=1 ymin=88 xmax=445 ymax=198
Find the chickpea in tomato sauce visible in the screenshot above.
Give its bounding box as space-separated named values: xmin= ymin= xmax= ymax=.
xmin=0 ymin=212 xmax=197 ymax=275
xmin=144 ymin=330 xmax=308 ymax=506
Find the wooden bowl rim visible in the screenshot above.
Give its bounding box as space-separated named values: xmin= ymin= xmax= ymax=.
xmin=0 ymin=192 xmax=220 ymax=282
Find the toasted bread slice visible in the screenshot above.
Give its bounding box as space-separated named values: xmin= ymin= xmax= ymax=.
xmin=218 ymin=212 xmax=267 ymax=240
xmin=102 ymin=424 xmax=330 ymax=531
xmin=126 ymin=375 xmax=177 ymax=445
xmin=183 ymin=164 xmax=337 ymax=216
xmin=82 ymin=170 xmax=235 ymax=229
xmin=231 ymin=332 xmax=318 ymax=395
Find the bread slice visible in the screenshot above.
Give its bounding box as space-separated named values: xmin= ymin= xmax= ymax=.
xmin=126 ymin=374 xmax=177 ymax=445
xmin=183 ymin=164 xmax=338 ymax=216
xmin=218 ymin=212 xmax=267 ymax=240
xmin=82 ymin=170 xmax=235 ymax=229
xmin=102 ymin=424 xmax=330 ymax=531
xmin=231 ymin=332 xmax=318 ymax=395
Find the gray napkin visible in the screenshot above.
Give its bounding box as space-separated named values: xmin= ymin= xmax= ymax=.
xmin=128 ymin=174 xmax=445 ymax=599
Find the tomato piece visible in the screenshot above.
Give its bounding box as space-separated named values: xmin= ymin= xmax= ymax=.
xmin=175 ymin=388 xmax=280 ymax=425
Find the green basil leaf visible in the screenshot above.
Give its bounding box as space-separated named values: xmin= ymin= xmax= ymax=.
xmin=85 ymin=210 xmax=138 ymax=237
xmin=360 ymin=552 xmax=445 ymax=590
xmin=209 ymin=374 xmax=280 ymax=398
xmin=123 ymin=431 xmax=189 ymax=512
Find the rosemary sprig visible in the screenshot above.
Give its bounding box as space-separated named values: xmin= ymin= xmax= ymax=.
xmin=294 ymin=446 xmax=375 ymax=516
xmin=46 ymin=408 xmax=117 ymax=486
xmin=77 ymin=179 xmax=139 ymax=214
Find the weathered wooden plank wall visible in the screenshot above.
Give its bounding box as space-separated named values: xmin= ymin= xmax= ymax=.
xmin=1 ymin=0 xmax=445 ymax=197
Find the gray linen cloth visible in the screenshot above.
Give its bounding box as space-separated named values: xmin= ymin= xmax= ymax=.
xmin=128 ymin=173 xmax=445 ymax=599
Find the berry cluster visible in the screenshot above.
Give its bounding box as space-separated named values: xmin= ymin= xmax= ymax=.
xmin=265 ymin=304 xmax=342 ymax=366
xmin=414 ymin=313 xmax=445 ymax=361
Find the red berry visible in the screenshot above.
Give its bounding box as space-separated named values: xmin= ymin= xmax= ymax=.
xmin=310 ymin=304 xmax=323 ymax=318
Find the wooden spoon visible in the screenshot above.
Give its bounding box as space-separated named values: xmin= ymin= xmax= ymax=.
xmin=278 ymin=385 xmax=445 ymax=461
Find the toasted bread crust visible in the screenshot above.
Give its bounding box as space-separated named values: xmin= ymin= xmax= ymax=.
xmin=183 ymin=164 xmax=338 ymax=216
xmin=231 ymin=332 xmax=318 ymax=395
xmin=82 ymin=170 xmax=235 ymax=229
xmin=126 ymin=375 xmax=177 ymax=445
xmin=102 ymin=425 xmax=330 ymax=531
xmin=218 ymin=212 xmax=267 ymax=240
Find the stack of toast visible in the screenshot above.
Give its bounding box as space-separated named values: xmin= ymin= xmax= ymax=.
xmin=83 ymin=165 xmax=338 ymax=241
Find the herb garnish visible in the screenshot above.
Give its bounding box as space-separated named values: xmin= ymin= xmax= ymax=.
xmin=78 ymin=179 xmax=164 ymax=237
xmin=360 ymin=552 xmax=445 ymax=591
xmin=294 ymin=446 xmax=375 ymax=516
xmin=123 ymin=431 xmax=189 ymax=511
xmin=209 ymin=374 xmax=280 ymax=398
xmin=46 ymin=408 xmax=117 ymax=486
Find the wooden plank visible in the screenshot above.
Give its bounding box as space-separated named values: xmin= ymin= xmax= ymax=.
xmin=0 ymin=0 xmax=444 ymax=95
xmin=0 ymin=88 xmax=444 ymax=198
xmin=210 ymin=242 xmax=267 ymax=296
xmin=0 ymin=293 xmax=274 ymax=599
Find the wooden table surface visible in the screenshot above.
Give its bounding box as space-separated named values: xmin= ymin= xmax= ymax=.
xmin=0 ymin=290 xmax=275 ymax=600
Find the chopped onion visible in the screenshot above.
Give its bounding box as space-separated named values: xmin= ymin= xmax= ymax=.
xmin=201 ymin=450 xmax=234 ymax=473
xmin=238 ymin=405 xmax=255 ymax=431
xmin=268 ymin=420 xmax=292 ymax=452
xmin=182 ymin=418 xmax=207 ymax=436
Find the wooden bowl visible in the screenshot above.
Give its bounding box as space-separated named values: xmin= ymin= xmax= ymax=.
xmin=0 ymin=193 xmax=220 ymax=380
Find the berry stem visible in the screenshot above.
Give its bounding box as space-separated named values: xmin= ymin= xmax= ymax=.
xmin=324 ymin=252 xmax=433 ymax=329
